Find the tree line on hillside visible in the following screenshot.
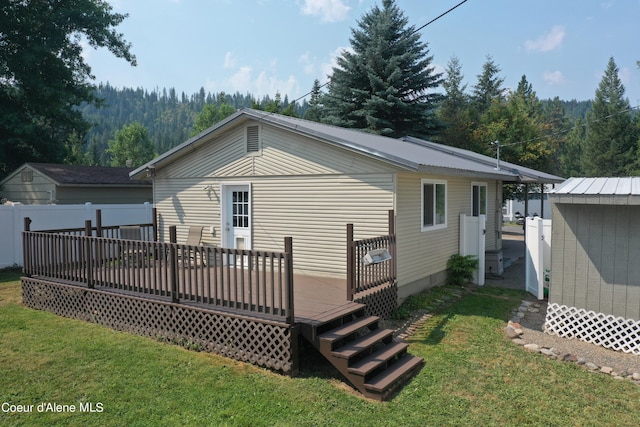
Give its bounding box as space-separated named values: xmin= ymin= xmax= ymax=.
xmin=1 ymin=0 xmax=637 ymax=185
xmin=75 ymin=85 xmax=308 ymax=166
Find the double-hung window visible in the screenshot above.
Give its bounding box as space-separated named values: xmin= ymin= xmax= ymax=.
xmin=472 ymin=183 xmax=487 ymax=217
xmin=421 ymin=179 xmax=447 ymax=231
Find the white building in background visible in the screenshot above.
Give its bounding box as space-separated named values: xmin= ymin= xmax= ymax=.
xmin=502 ymin=184 xmax=556 ymax=222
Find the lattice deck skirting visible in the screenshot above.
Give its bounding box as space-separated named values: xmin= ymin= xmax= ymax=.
xmin=354 ymin=282 xmax=397 ymax=319
xmin=544 ymin=303 xmax=640 ymax=355
xmin=22 ymin=277 xmax=296 ymax=373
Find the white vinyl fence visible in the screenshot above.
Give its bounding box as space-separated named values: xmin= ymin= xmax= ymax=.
xmin=0 ymin=202 xmax=153 ymax=269
xmin=525 ymin=216 xmax=551 ymax=299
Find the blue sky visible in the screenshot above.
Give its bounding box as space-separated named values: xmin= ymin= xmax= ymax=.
xmin=86 ymin=0 xmax=640 ymax=105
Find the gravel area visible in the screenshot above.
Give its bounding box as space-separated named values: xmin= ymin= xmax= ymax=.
xmin=486 ymin=240 xmax=640 ymax=378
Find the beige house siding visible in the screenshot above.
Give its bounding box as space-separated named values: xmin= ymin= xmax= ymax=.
xmin=395 ymin=172 xmax=501 ymax=298
xmin=153 ymin=119 xmax=507 ymax=295
xmin=550 ymin=203 xmax=640 ymax=320
xmin=154 ymin=174 xmax=394 ymax=277
xmin=154 ymin=120 xmax=399 ymax=277
xmin=157 ymin=120 xmax=399 ymax=179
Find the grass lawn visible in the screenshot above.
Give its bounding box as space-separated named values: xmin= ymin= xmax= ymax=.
xmin=1 ymin=271 xmax=639 ymax=426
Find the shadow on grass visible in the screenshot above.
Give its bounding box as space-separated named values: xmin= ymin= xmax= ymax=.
xmin=295 ymin=285 xmax=528 ymax=381
xmin=407 ymin=285 xmax=528 ymax=347
xmin=0 ymin=268 xmax=22 ymax=284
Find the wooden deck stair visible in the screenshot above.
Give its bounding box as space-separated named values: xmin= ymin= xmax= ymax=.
xmin=300 ymin=302 xmax=423 ymax=401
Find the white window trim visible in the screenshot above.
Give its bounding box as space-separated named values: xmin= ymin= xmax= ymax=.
xmin=220 ymin=182 xmax=253 ymax=249
xmin=471 ymin=182 xmax=488 ymax=217
xmin=421 ymin=179 xmax=447 ymax=232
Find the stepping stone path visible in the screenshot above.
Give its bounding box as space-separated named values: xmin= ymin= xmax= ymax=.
xmin=505 ymin=300 xmax=640 ymax=386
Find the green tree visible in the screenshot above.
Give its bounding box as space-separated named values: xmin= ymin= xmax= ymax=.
xmin=542 ymin=97 xmax=570 ymax=176
xmin=303 ymin=79 xmax=324 ymax=122
xmin=0 ymin=0 xmax=136 ymax=178
xmin=471 ymin=55 xmax=505 ymax=117
xmin=190 ymin=100 xmax=235 ymax=137
xmin=473 ymin=75 xmax=549 ymax=175
xmin=436 ymin=56 xmax=473 ymax=149
xmin=107 ymin=122 xmax=155 ymax=167
xmin=559 ymin=118 xmax=585 ymax=177
xmin=322 ymin=0 xmax=443 ymax=138
xmin=582 ymin=57 xmax=637 ymax=176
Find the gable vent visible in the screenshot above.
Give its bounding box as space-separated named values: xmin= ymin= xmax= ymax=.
xmin=246 ymin=125 xmax=260 ymax=153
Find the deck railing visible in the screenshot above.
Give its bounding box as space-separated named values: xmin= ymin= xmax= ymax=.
xmin=23 ymin=227 xmax=295 ymax=324
xmin=346 ymin=210 xmax=397 ymax=301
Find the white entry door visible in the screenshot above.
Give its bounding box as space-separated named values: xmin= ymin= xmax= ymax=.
xmin=222 ymin=185 xmax=252 ymax=253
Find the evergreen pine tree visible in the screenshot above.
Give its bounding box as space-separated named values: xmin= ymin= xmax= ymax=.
xmin=560 ymin=118 xmax=585 ymax=177
xmin=471 ymin=55 xmax=505 ymax=116
xmin=323 ymin=0 xmax=443 ymax=138
xmin=303 ymin=79 xmax=324 ymax=122
xmin=582 ymin=57 xmax=637 ymax=176
xmin=435 ymin=56 xmax=473 ymax=148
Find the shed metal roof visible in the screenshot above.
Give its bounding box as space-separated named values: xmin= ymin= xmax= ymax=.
xmin=549 ymin=177 xmax=640 ymax=205
xmin=131 ymin=108 xmax=564 ymax=184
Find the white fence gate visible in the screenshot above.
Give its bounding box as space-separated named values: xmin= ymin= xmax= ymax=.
xmin=459 ymin=214 xmax=486 ymax=286
xmin=0 ymin=202 xmax=154 ymax=269
xmin=525 ymin=217 xmax=551 ymax=299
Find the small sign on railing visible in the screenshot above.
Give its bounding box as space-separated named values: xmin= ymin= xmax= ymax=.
xmin=362 ymin=248 xmax=392 ymax=266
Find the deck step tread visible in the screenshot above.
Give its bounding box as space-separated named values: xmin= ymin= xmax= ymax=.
xmin=318 ymin=316 xmax=380 ymax=343
xmin=305 ymin=303 xmax=366 ymax=325
xmin=364 ymin=355 xmax=424 ymax=393
xmin=347 ymin=342 xmax=409 ymax=376
xmin=331 ymin=329 xmax=393 ymax=359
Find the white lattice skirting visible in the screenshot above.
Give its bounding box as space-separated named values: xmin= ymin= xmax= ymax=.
xmin=544 ymin=303 xmax=640 ymax=355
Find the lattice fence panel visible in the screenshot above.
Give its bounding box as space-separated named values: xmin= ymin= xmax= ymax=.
xmin=354 ymin=282 xmax=397 ymax=319
xmin=545 ymin=303 xmax=640 ymax=355
xmin=22 ymin=278 xmax=294 ymax=372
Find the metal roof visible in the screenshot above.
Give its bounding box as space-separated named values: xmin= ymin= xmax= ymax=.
xmin=131 ymin=108 xmax=564 ymax=184
xmin=549 ymin=177 xmax=640 ymax=205
xmin=3 ymin=163 xmax=151 ymax=187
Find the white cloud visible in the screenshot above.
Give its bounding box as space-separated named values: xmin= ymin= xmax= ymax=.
xmin=224 ymin=52 xmax=237 ymax=69
xmin=300 ymin=0 xmax=351 ymax=23
xmin=221 ymin=66 xmax=299 ymax=98
xmin=543 ymin=70 xmax=565 ymax=85
xmin=299 ymin=52 xmax=315 ymax=75
xmin=525 ymin=25 xmax=565 ymax=53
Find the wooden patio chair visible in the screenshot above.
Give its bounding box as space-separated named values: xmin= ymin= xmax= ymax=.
xmin=179 ymin=226 xmax=204 ymax=266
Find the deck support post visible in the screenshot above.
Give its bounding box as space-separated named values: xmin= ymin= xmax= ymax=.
xmin=284 ymin=237 xmax=294 ymax=325
xmin=23 ymin=217 xmax=32 ymax=277
xmin=85 ymin=220 xmax=94 ymax=288
xmin=346 ymin=223 xmax=355 ymax=301
xmin=152 ymin=207 xmax=158 ymax=242
xmin=169 ymin=225 xmax=179 ymax=303
xmin=95 ymin=210 xmax=103 ymax=237
xmin=284 ymin=236 xmax=299 ymax=376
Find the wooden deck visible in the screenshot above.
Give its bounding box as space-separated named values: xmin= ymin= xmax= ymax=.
xmin=289 ymin=273 xmax=348 ymax=322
